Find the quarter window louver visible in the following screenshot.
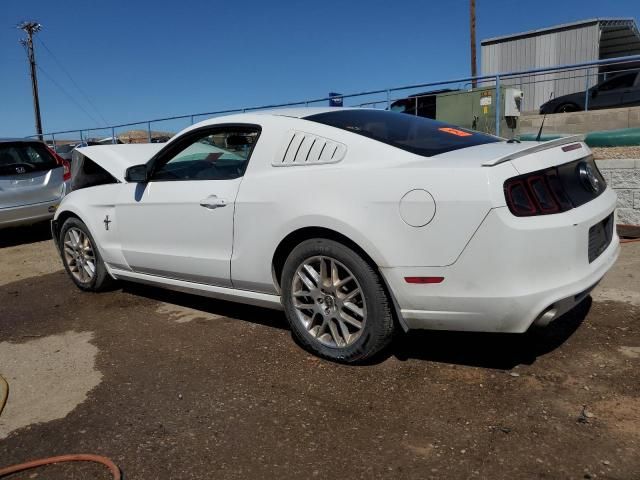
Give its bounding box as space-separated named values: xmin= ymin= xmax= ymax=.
xmin=274 ymin=131 xmax=346 ymax=166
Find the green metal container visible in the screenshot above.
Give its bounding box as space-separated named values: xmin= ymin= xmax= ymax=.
xmin=435 ymin=86 xmax=519 ymax=137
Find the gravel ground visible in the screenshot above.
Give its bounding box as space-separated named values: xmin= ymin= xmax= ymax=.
xmin=591 ymin=147 xmax=640 ymax=160
xmin=0 ymin=223 xmax=639 ymax=479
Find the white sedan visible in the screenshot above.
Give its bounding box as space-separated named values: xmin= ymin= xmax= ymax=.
xmin=52 ymin=108 xmax=619 ymax=363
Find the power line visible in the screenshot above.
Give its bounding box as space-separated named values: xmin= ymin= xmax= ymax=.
xmin=36 ymin=65 xmax=104 ymax=128
xmin=37 ymin=37 xmax=109 ymax=126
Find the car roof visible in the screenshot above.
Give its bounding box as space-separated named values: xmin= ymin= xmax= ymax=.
xmin=186 ymin=107 xmax=362 ymax=131
xmin=255 ymin=107 xmax=358 ymax=118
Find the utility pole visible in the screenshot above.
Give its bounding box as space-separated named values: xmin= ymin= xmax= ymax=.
xmin=470 ymin=0 xmax=478 ymax=88
xmin=18 ymin=21 xmax=43 ymax=140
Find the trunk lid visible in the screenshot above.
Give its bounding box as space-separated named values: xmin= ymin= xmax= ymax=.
xmin=428 ymin=135 xmax=599 ymax=211
xmin=0 ymin=141 xmax=66 ymax=208
xmin=429 ymin=135 xmax=586 ymax=171
xmin=494 ymin=136 xmax=589 ymax=175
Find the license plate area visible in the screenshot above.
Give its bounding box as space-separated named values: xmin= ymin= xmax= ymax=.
xmin=588 ymin=213 xmax=614 ymax=263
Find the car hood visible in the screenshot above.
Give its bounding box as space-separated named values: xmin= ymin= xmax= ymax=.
xmin=428 ymin=135 xmax=584 ymax=167
xmin=76 ymin=144 xmax=164 ymax=182
xmin=542 ymin=91 xmax=584 ymax=108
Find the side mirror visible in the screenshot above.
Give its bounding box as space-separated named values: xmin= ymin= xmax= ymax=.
xmin=125 ymin=164 xmax=148 ymax=183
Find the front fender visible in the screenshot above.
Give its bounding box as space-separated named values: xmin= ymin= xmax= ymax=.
xmin=51 ymin=184 xmax=128 ymax=270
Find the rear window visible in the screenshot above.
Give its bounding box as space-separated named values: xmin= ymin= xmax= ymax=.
xmin=304 ymin=109 xmax=500 ymax=157
xmin=0 ymin=142 xmax=58 ymax=176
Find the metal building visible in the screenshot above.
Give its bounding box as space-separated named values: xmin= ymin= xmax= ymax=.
xmin=481 ymin=18 xmax=640 ymax=112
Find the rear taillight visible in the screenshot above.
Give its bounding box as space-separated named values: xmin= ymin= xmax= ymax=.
xmin=48 ymin=147 xmax=71 ymax=181
xmin=62 ymin=160 xmax=71 ymax=181
xmin=504 ymin=167 xmax=573 ymax=217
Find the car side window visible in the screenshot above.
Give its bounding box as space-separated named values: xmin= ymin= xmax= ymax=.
xmin=597 ymin=73 xmax=637 ymax=92
xmin=151 ymin=127 xmax=260 ymax=181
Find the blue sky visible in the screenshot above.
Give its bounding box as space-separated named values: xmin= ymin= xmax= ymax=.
xmin=1 ymin=0 xmax=638 ymax=137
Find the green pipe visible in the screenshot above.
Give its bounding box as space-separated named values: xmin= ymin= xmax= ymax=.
xmin=518 ymin=127 xmax=640 ymax=147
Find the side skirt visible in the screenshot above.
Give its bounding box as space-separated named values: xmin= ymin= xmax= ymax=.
xmin=108 ymin=267 xmax=284 ymax=311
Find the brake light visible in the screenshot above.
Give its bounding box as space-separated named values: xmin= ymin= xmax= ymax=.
xmin=62 ymin=160 xmax=71 ymax=181
xmin=48 ymin=147 xmax=71 ymax=181
xmin=504 ymin=167 xmax=573 ymax=217
xmin=505 ymin=180 xmax=537 ymax=216
xmin=527 ymin=175 xmax=559 ymax=213
xmin=562 ymin=143 xmax=582 ymax=152
xmin=545 ymin=170 xmax=573 ymax=211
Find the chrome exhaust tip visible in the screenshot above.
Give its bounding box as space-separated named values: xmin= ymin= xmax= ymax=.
xmin=533 ymin=306 xmax=558 ymax=327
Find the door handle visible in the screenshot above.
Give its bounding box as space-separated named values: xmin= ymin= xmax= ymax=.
xmin=199 ymin=195 xmax=227 ymax=209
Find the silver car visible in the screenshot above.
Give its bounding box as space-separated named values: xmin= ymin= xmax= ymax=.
xmin=0 ymin=139 xmax=71 ymax=229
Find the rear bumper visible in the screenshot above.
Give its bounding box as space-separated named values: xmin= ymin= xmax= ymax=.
xmin=381 ymin=188 xmax=619 ymax=333
xmin=0 ymin=199 xmax=62 ymax=229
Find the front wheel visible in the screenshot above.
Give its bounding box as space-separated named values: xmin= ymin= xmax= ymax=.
xmin=555 ymin=103 xmax=579 ymax=113
xmin=59 ymin=217 xmax=115 ymax=292
xmin=281 ymin=239 xmax=395 ymax=363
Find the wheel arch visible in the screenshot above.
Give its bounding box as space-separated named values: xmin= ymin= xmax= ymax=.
xmin=271 ymin=226 xmax=408 ymax=332
xmin=51 ymin=209 xmax=82 ymax=241
xmin=272 ymin=227 xmax=378 ymax=287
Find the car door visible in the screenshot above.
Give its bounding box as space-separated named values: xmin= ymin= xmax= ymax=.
xmin=589 ymin=73 xmax=637 ymax=110
xmin=115 ymin=124 xmax=260 ymax=287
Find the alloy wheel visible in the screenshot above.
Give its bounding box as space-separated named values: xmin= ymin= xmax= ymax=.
xmin=63 ymin=227 xmax=96 ymax=283
xmin=291 ymin=255 xmax=366 ymax=348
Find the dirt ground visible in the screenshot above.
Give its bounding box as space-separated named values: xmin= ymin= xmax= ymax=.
xmin=591 ymin=146 xmax=640 ymax=160
xmin=0 ymin=223 xmax=639 ymax=479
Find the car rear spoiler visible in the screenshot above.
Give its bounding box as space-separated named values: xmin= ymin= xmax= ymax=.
xmin=482 ymin=135 xmax=586 ymax=166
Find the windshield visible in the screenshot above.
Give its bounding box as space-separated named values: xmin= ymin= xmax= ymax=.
xmin=304 ymin=109 xmax=500 ymax=157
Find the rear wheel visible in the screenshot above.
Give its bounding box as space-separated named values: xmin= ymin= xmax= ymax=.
xmin=59 ymin=217 xmax=115 ymax=291
xmin=281 ymin=239 xmax=395 ymax=363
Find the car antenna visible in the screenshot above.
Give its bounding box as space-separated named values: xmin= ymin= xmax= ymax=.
xmin=536 ymin=92 xmax=554 ymax=142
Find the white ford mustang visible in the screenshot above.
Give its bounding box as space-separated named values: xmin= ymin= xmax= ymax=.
xmin=52 ymin=108 xmax=619 ymax=363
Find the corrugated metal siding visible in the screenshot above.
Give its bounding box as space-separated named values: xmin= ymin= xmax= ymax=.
xmin=481 ymin=24 xmax=600 ymax=112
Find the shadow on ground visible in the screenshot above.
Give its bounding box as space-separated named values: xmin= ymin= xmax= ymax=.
xmin=122 ymin=281 xmax=290 ymax=331
xmin=0 ymin=221 xmax=52 ymax=248
xmin=123 ymin=279 xmax=590 ymax=370
xmin=391 ymin=297 xmax=591 ymax=369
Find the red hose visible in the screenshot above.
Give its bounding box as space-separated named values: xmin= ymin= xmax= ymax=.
xmin=0 ymin=454 xmax=121 ymax=479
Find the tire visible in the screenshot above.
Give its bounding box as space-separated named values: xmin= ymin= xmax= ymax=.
xmin=58 ymin=217 xmax=115 ymax=292
xmin=281 ymin=239 xmax=395 ymax=363
xmin=555 ymin=103 xmax=579 ymax=113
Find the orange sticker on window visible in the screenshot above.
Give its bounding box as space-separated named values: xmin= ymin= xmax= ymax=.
xmin=438 ymin=127 xmax=472 ymax=137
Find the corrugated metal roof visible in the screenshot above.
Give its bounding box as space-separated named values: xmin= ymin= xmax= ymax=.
xmin=481 ymin=18 xmax=638 ymax=45
xmin=599 ymin=20 xmax=640 ymax=58
xmin=480 ymin=22 xmax=602 ymax=111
